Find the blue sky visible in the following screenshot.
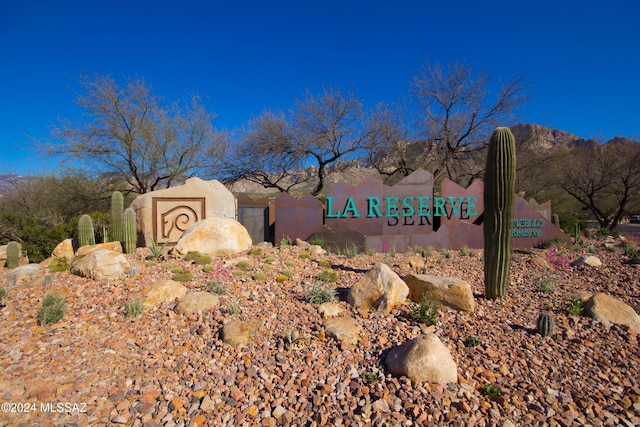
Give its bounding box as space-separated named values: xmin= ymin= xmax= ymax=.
xmin=1 ymin=0 xmax=639 ymax=175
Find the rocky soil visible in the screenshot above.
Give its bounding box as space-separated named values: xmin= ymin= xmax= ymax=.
xmin=1 ymin=237 xmax=639 ymax=427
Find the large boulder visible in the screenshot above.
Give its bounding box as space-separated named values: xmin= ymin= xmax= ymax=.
xmin=52 ymin=239 xmax=76 ymax=260
xmin=176 ymin=292 xmax=220 ymax=315
xmin=144 ymin=280 xmax=189 ymax=309
xmin=4 ymin=264 xmax=41 ymax=289
xmin=584 ymin=293 xmax=640 ymax=333
xmin=173 ymin=218 xmax=252 ymax=257
xmin=571 ymin=255 xmax=602 ymax=268
xmin=347 ymin=263 xmax=409 ymax=313
xmin=385 ymin=334 xmax=458 ymax=384
xmin=70 ymin=249 xmax=130 ymax=280
xmin=75 ymin=242 xmax=123 ymax=257
xmin=403 ymin=274 xmax=475 ymax=312
xmin=129 ymin=177 xmax=236 ymax=247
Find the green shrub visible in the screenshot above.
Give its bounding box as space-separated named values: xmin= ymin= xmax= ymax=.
xmin=409 ymin=293 xmax=439 ymax=326
xmin=262 ymin=263 xmax=273 ymax=271
xmin=202 ymin=264 xmax=216 ymax=273
xmin=464 ymin=336 xmax=481 ymax=347
xmin=207 ymin=281 xmax=227 ymax=294
xmin=459 ymin=245 xmax=471 ymax=257
xmin=480 ymin=384 xmax=503 ymax=397
xmin=232 ymin=270 xmax=244 ymax=277
xmin=227 ymin=301 xmax=241 ymax=315
xmin=567 ymin=296 xmax=585 ymax=316
xmin=148 ymin=239 xmax=166 ymax=260
xmin=172 ymin=271 xmax=194 ymax=282
xmin=280 ymin=236 xmax=292 ymax=246
xmin=281 ymin=269 xmax=294 ymax=278
xmin=362 ymin=372 xmax=379 ymax=384
xmin=308 ymin=237 xmax=325 ymax=247
xmin=264 ymin=255 xmax=276 ymax=264
xmin=48 ymin=257 xmax=71 ymax=272
xmin=0 ymin=287 xmax=6 ymax=300
xmin=299 ymin=252 xmax=311 ymax=260
xmin=145 ymin=260 xmax=158 ymax=267
xmin=37 ymin=293 xmax=67 ymax=325
xmin=534 ymin=274 xmax=556 ymax=294
xmin=236 ymin=260 xmax=252 ymax=270
xmin=276 ymin=274 xmax=288 ymax=283
xmin=284 ymin=260 xmax=296 ymax=267
xmin=319 ymin=259 xmax=332 ymax=268
xmin=184 ymin=251 xmax=212 ymax=265
xmin=318 ymin=269 xmax=338 ymax=283
xmin=125 ymin=296 xmax=145 ymax=318
xmin=305 ymin=282 xmax=336 ymax=304
xmin=253 ymin=272 xmax=267 ymax=281
xmin=248 ymin=247 xmax=263 ymax=256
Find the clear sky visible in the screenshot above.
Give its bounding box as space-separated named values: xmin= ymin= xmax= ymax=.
xmin=1 ymin=0 xmax=639 ymax=175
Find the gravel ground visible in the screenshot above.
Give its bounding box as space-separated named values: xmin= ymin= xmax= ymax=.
xmin=0 ymin=237 xmax=639 ymax=427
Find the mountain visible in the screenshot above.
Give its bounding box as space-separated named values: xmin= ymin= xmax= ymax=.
xmin=510 ymin=123 xmax=597 ymax=150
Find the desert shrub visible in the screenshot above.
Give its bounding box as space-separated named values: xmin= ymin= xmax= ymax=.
xmin=459 ymin=245 xmax=471 ymax=256
xmin=236 ymin=260 xmax=252 ymax=270
xmin=264 ymin=255 xmax=276 ymax=264
xmin=48 ymin=257 xmax=71 ymax=272
xmin=284 ymin=260 xmax=296 ymax=267
xmin=184 ymin=251 xmax=212 ymax=265
xmin=362 ymin=372 xmax=379 ymax=384
xmin=202 ymin=264 xmax=216 ymax=273
xmin=0 ymin=287 xmax=6 ymax=300
xmin=305 ymin=282 xmax=336 ymax=304
xmin=207 ymin=281 xmax=227 ymax=294
xmin=464 ymin=336 xmax=481 ymax=347
xmin=37 ymin=293 xmax=66 ymax=325
xmin=410 ymin=293 xmax=439 ymax=326
xmin=318 ymin=269 xmax=338 ymax=283
xmin=253 ymin=272 xmax=267 ymax=281
xmin=262 ymin=263 xmax=273 ymax=271
xmin=248 ymin=247 xmax=263 ymax=256
xmin=480 ymin=384 xmax=503 ymax=397
xmin=567 ymin=295 xmax=585 ymax=316
xmin=227 ymin=301 xmax=241 ymax=315
xmin=308 ymin=237 xmax=325 ymax=247
xmin=276 ymin=275 xmax=288 ymax=283
xmin=299 ymin=252 xmax=311 ymax=260
xmin=534 ymin=274 xmax=556 ymax=294
xmin=319 ymin=259 xmax=332 ymax=268
xmin=279 ymin=236 xmax=292 ymax=246
xmin=125 ymin=296 xmax=145 ymax=318
xmin=281 ymin=269 xmax=294 ymax=278
xmin=232 ymin=270 xmax=244 ymax=277
xmin=148 ymin=239 xmax=166 ymax=260
xmin=172 ymin=271 xmax=194 ymax=282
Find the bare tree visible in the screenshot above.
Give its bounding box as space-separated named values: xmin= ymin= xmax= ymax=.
xmin=560 ymin=140 xmax=640 ymax=229
xmin=220 ymin=87 xmax=367 ymax=195
xmin=409 ymin=61 xmax=528 ymax=184
xmin=48 ymin=74 xmax=220 ymax=194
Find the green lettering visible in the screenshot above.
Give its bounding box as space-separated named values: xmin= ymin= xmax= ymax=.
xmin=433 ymin=197 xmax=446 ymax=216
xmin=367 ymin=197 xmax=382 ymax=218
xmin=402 ymin=197 xmax=415 ymax=217
xmin=342 ymin=197 xmax=360 ymax=218
xmin=326 ymin=196 xmax=341 ymax=218
xmin=418 ymin=197 xmax=431 ymax=216
xmin=386 ymin=197 xmax=399 ymax=218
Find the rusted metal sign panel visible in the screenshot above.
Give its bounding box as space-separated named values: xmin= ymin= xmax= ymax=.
xmin=274 ymin=192 xmax=323 ymax=242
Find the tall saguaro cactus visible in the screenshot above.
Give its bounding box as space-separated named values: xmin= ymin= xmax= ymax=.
xmin=78 ymin=214 xmax=96 ymax=247
xmin=483 ymin=127 xmax=516 ymax=299
xmin=111 ymin=191 xmax=124 ymax=244
xmin=123 ymin=208 xmax=137 ymax=255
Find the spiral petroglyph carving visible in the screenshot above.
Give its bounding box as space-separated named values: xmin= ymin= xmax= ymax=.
xmin=152 ymin=197 xmax=206 ymax=245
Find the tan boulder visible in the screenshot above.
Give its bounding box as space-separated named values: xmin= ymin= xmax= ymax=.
xmin=70 ymin=249 xmax=130 ymax=280
xmin=403 ymin=274 xmax=475 ymax=312
xmin=176 ymin=292 xmax=220 ymax=315
xmin=584 ymin=292 xmax=640 ymax=333
xmin=144 ymin=280 xmax=189 ymax=309
xmin=347 ymin=263 xmax=409 ymax=313
xmin=173 ymin=218 xmax=252 ymax=257
xmin=571 ymin=255 xmax=602 ymax=268
xmin=75 ymin=241 xmax=123 ymax=257
xmin=129 ymin=177 xmax=236 ymax=247
xmin=318 ymin=302 xmax=344 ymax=318
xmin=52 ymin=239 xmax=76 ymax=260
xmin=385 ymin=334 xmax=458 ymax=384
xmin=222 ymin=319 xmax=261 ymax=346
xmin=4 ymin=264 xmax=41 ymax=289
xmin=323 ymin=317 xmax=361 ymax=350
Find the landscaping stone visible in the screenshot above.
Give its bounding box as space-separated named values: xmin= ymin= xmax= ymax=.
xmin=70 ymin=249 xmax=130 ymax=280
xmin=347 ymin=263 xmax=409 ymax=313
xmin=584 ymin=292 xmax=640 ymax=333
xmin=173 ymin=218 xmax=252 ymax=257
xmin=385 ymin=333 xmax=458 ymax=384
xmin=175 ymin=292 xmax=219 ymax=315
xmin=403 ymin=274 xmax=475 ymax=312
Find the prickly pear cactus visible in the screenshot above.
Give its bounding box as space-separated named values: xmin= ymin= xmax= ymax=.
xmin=536 ymin=312 xmax=555 ymax=337
xmin=123 ymin=208 xmax=137 ymax=255
xmin=111 ymin=191 xmax=124 ymax=243
xmin=78 ymin=214 xmax=95 ymax=247
xmin=483 ymin=127 xmax=516 ymax=299
xmin=6 ymin=241 xmax=20 ymax=269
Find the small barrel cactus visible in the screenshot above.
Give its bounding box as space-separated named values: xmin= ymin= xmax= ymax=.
xmin=6 ymin=241 xmax=20 ymax=269
xmin=111 ymin=191 xmax=124 ymax=243
xmin=483 ymin=127 xmax=516 ymax=300
xmin=123 ymin=208 xmax=137 ymax=254
xmin=536 ymin=312 xmax=555 ymax=337
xmin=78 ymin=214 xmax=95 ymax=247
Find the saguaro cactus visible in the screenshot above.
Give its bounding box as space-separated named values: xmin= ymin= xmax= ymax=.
xmin=111 ymin=191 xmax=124 ymax=243
xmin=123 ymin=208 xmax=137 ymax=254
xmin=483 ymin=127 xmax=516 ymax=299
xmin=6 ymin=241 xmax=20 ymax=269
xmin=78 ymin=214 xmax=96 ymax=247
